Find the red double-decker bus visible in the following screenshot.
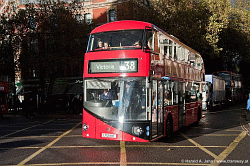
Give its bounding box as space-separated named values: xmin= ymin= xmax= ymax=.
xmin=0 ymin=81 xmax=9 ymax=116
xmin=82 ymin=20 xmax=205 ymax=142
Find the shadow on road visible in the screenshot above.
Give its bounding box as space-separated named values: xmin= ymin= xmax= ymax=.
xmin=158 ymin=103 xmax=249 ymax=143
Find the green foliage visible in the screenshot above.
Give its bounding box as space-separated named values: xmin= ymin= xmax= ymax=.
xmin=15 ymin=3 xmax=91 ymax=79
xmin=201 ymin=0 xmax=231 ymax=52
xmin=118 ymin=0 xmax=250 ymax=75
xmin=2 ymin=0 xmax=250 ymax=87
xmin=119 ymin=0 xmax=214 ymax=67
xmin=3 ymin=2 xmax=92 ymax=94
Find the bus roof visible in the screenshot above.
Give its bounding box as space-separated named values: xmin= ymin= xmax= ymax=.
xmin=90 ymin=20 xmax=201 ymax=57
xmin=90 ymin=20 xmax=152 ymax=34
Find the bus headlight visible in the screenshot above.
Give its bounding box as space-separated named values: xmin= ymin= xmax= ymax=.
xmin=132 ymin=126 xmax=143 ymax=136
xmin=82 ymin=123 xmax=88 ymax=131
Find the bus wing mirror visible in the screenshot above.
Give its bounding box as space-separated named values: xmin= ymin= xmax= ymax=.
xmin=143 ymin=46 xmax=151 ymax=53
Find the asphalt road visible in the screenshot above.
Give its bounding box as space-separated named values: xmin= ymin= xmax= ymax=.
xmin=0 ymin=104 xmax=249 ymax=166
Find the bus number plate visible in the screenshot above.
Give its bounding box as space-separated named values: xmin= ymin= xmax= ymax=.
xmin=102 ymin=133 xmax=117 ymax=138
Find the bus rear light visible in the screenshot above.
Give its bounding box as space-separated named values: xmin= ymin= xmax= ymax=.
xmin=83 ymin=123 xmax=88 ymax=131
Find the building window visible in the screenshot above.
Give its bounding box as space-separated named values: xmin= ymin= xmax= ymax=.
xmin=33 ymin=70 xmax=36 ymax=78
xmin=21 ymin=0 xmax=58 ymax=4
xmin=28 ymin=16 xmax=36 ymax=29
xmin=109 ymin=10 xmax=116 ymax=22
xmin=84 ymin=13 xmax=92 ymax=24
xmin=60 ymin=0 xmax=73 ymax=3
xmin=30 ymin=38 xmax=38 ymax=51
xmin=75 ymin=14 xmax=83 ymax=23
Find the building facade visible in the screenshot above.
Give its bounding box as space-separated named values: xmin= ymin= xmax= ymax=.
xmin=0 ymin=0 xmax=150 ymax=110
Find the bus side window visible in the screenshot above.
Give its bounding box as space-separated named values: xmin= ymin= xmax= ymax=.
xmin=164 ymin=81 xmax=173 ymax=106
xmin=158 ymin=81 xmax=163 ymax=108
xmin=152 ymin=80 xmax=158 ymax=122
xmin=153 ymin=30 xmax=160 ymax=54
xmin=190 ymin=86 xmax=196 ymax=102
xmin=185 ymin=82 xmax=192 ymax=103
xmin=146 ymin=31 xmax=153 ymax=50
xmin=173 ymin=81 xmax=178 ymax=104
xmin=169 ymin=40 xmax=173 ymax=58
xmin=146 ymin=86 xmax=151 ymax=120
xmin=174 ymin=43 xmax=177 ymax=60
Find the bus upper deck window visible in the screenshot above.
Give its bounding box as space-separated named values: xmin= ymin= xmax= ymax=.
xmin=87 ymin=30 xmax=144 ymax=52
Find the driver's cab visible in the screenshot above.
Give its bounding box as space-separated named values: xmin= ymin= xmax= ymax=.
xmin=83 ymin=77 xmax=147 ymax=121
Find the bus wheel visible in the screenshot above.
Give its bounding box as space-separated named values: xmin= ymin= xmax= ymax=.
xmin=165 ymin=117 xmax=173 ymax=138
xmin=198 ymin=109 xmax=202 ymax=121
xmin=194 ymin=109 xmax=202 ymax=126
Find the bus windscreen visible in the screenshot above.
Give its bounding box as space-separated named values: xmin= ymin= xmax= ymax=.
xmin=87 ymin=30 xmax=144 ymax=51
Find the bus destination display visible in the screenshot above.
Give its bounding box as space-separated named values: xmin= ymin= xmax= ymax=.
xmin=89 ymin=59 xmax=138 ymax=73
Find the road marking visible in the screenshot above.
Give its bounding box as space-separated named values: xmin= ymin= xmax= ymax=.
xmin=241 ymin=124 xmax=250 ymax=136
xmin=7 ymin=162 xmax=210 ymax=166
xmin=15 ymin=162 xmax=210 ymax=165
xmin=0 ymin=121 xmax=42 ymax=127
xmin=120 ymin=141 xmax=127 ymax=166
xmin=17 ymin=122 xmax=82 ymax=166
xmin=127 ymin=162 xmax=209 ymax=165
xmin=183 ymin=134 xmax=240 ymax=137
xmin=180 ymin=133 xmax=218 ymax=158
xmin=51 ymin=145 xmax=120 ymax=148
xmin=126 ymin=145 xmax=227 ymax=148
xmin=190 ymin=127 xmax=243 ymax=132
xmin=11 ymin=162 xmax=210 ymax=165
xmin=2 ymin=134 xmax=82 ymax=140
xmin=210 ymin=131 xmax=247 ymax=166
xmin=224 ymin=129 xmax=244 ymax=132
xmin=0 ymin=145 xmax=228 ymax=150
xmin=21 ymin=162 xmax=120 ymax=165
xmin=0 ymin=120 xmax=53 ymax=139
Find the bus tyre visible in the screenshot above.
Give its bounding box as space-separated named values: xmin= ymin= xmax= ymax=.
xmin=208 ymin=101 xmax=212 ymax=111
xmin=195 ymin=109 xmax=202 ymax=126
xmin=166 ymin=117 xmax=173 ymax=138
xmin=198 ymin=109 xmax=202 ymax=121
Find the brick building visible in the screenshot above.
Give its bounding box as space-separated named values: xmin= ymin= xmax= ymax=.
xmin=0 ymin=0 xmax=150 ymax=110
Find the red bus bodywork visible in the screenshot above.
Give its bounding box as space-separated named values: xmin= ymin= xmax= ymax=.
xmin=83 ymin=20 xmax=204 ymax=142
xmin=0 ymin=82 xmax=9 ymax=115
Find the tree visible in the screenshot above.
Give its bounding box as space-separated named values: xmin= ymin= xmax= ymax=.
xmin=0 ymin=12 xmax=20 ymax=98
xmin=218 ymin=0 xmax=250 ymax=87
xmin=15 ymin=3 xmax=91 ymax=95
xmin=124 ymin=0 xmax=214 ymax=71
xmin=231 ymin=0 xmax=250 ymax=33
xmin=200 ymin=0 xmax=231 ymax=53
xmin=0 ymin=16 xmax=14 ymax=76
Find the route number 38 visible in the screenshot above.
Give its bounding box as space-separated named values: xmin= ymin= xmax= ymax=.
xmin=124 ymin=61 xmax=136 ymax=71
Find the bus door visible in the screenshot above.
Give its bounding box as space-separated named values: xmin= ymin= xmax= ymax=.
xmin=151 ymin=80 xmax=164 ymax=138
xmin=178 ymin=81 xmax=186 ymax=128
xmin=201 ymin=81 xmax=208 ymax=110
